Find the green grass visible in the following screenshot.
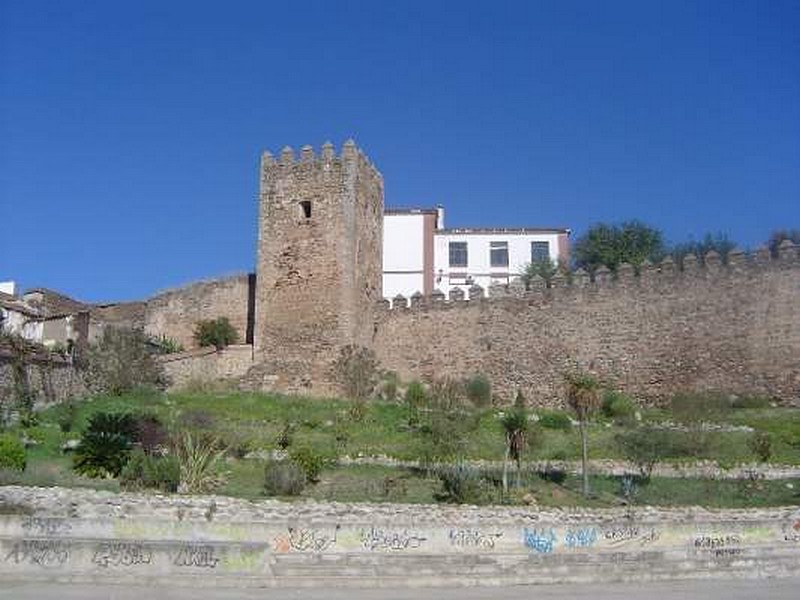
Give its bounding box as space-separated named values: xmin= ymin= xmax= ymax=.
xmin=2 ymin=389 xmax=798 ymax=508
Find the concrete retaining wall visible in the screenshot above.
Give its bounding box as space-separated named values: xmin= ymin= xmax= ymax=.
xmin=1 ymin=486 xmax=799 ymax=587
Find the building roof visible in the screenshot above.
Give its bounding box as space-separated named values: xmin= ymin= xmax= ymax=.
xmin=436 ymin=227 xmax=571 ymax=235
xmin=0 ymin=291 xmax=43 ymax=318
xmin=22 ymin=288 xmax=88 ymax=318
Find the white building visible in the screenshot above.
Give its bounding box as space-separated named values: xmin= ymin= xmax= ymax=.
xmin=383 ymin=208 xmax=570 ymax=299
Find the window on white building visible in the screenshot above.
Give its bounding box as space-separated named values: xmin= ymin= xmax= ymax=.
xmin=449 ymin=242 xmax=468 ymax=267
xmin=531 ymin=241 xmax=550 ymax=263
xmin=490 ymin=241 xmax=509 ymax=268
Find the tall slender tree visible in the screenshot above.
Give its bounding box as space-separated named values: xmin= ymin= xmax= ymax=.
xmin=565 ymin=372 xmax=601 ymax=497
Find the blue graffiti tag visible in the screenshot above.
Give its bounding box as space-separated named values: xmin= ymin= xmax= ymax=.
xmin=565 ymin=527 xmax=598 ymax=549
xmin=523 ymin=528 xmax=556 ymax=554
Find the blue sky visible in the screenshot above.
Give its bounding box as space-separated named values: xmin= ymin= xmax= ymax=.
xmin=1 ymin=0 xmax=798 ymax=302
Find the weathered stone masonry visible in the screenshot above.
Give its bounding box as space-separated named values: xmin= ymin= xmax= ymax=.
xmin=373 ymin=248 xmax=800 ymax=406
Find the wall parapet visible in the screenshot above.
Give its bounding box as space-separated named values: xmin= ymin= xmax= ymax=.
xmin=379 ymin=244 xmax=800 ymax=311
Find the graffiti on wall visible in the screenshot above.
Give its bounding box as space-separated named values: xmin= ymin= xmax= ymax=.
xmin=448 ymin=529 xmax=503 ymax=549
xmin=360 ymin=527 xmax=426 ymax=551
xmin=523 ymin=528 xmax=556 ymax=554
xmin=20 ymin=517 xmax=72 ymax=537
xmin=565 ymin=527 xmax=598 ymax=549
xmin=92 ymin=542 xmax=152 ymax=568
xmin=603 ymin=525 xmax=660 ymax=547
xmin=4 ymin=540 xmax=70 ymax=568
xmin=173 ymin=544 xmax=220 ymax=568
xmin=273 ymin=525 xmax=340 ymax=553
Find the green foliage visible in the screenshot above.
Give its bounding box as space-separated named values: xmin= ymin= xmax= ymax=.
xmin=264 ymin=459 xmax=307 ymax=496
xmin=564 ymin=372 xmax=602 ymax=422
xmin=404 ymin=380 xmax=428 ymax=409
xmin=149 ymin=334 xmax=184 ymax=354
xmin=84 ymin=327 xmax=165 ymax=396
xmin=73 ymin=412 xmax=138 ymax=478
xmin=275 ymin=421 xmax=294 ymax=450
xmin=730 ymin=395 xmax=771 ymax=410
xmin=172 ymin=431 xmax=228 ymax=494
xmin=670 ymin=392 xmax=732 ymax=423
xmin=289 ymin=446 xmax=326 ymax=483
xmin=193 ymin=317 xmax=239 ymax=350
xmin=0 ymin=434 xmax=26 ymax=472
xmin=519 ymin=258 xmax=560 ymax=288
xmin=332 ymin=344 xmax=380 ymax=401
xmin=434 ymin=463 xmax=495 ymax=504
xmin=537 ymin=410 xmax=573 ymax=431
xmin=464 ymin=374 xmax=492 ymax=407
xmin=573 ymin=220 xmax=665 ymax=273
xmin=750 ymin=432 xmax=773 ymax=463
xmin=56 ymin=400 xmax=79 ymax=433
xmin=616 ymin=427 xmax=711 ymax=479
xmin=601 ymin=390 xmax=637 ymax=425
xmin=500 ymin=406 xmax=528 ymax=465
xmin=767 ymin=229 xmax=800 ymax=258
xmin=378 ymin=372 xmax=400 ymax=402
xmin=429 ymin=377 xmax=465 ymax=411
xmin=671 ymin=232 xmax=737 ymax=266
xmin=119 ymin=449 xmax=179 ymax=493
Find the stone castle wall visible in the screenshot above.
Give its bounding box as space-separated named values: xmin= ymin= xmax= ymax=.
xmin=143 ymin=274 xmax=253 ymax=350
xmin=374 ymin=246 xmax=800 ymax=406
xmin=159 ymin=344 xmax=254 ymax=389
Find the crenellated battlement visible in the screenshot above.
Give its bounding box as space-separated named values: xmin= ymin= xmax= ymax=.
xmin=261 ymin=140 xmax=383 ymax=185
xmin=378 ymin=241 xmax=800 ymax=313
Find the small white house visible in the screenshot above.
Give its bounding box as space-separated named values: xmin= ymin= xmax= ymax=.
xmin=434 ymin=227 xmax=569 ymax=297
xmin=382 ymin=208 xmax=570 ymax=299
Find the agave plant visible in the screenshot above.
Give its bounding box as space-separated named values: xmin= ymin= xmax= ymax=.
xmin=172 ymin=431 xmax=228 ymax=494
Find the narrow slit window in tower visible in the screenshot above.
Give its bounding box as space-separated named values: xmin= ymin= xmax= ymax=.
xmin=299 ymin=200 xmax=312 ymax=220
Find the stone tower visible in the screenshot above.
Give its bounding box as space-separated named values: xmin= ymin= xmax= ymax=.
xmin=252 ymin=141 xmax=384 ymax=394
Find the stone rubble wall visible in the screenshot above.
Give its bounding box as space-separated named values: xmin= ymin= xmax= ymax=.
xmin=159 ymin=345 xmax=254 ymax=389
xmin=0 ymin=486 xmax=798 ymax=587
xmin=0 ymin=354 xmax=87 ymax=409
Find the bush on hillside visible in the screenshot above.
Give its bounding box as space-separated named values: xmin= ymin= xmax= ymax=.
xmin=601 ymin=390 xmax=637 ymax=425
xmin=264 ymin=460 xmax=307 ymax=496
xmin=83 ymin=327 xmax=165 ymax=395
xmin=0 ymin=434 xmax=26 ymax=472
xmin=120 ymin=449 xmax=180 ymax=493
xmin=464 ymin=374 xmax=492 ymax=407
xmin=332 ymin=344 xmax=380 ymax=401
xmin=73 ymin=412 xmax=139 ymax=478
xmin=536 ymin=410 xmax=572 ymax=431
xmin=289 ymin=446 xmax=326 ymax=483
xmin=193 ymin=317 xmax=239 ymax=350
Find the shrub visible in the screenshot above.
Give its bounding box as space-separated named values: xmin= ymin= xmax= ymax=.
xmin=616 ymin=427 xmax=710 ymax=479
xmin=731 ymin=395 xmax=771 ymax=410
xmin=83 ymin=327 xmax=165 ymax=395
xmin=670 ymin=392 xmax=731 ymax=423
xmin=276 ymin=422 xmax=294 ymax=450
xmin=332 ymin=344 xmax=380 ymax=401
xmin=289 ymin=446 xmax=326 ymax=483
xmin=378 ymin=372 xmax=400 ymax=402
xmin=56 ymin=400 xmax=79 ymax=433
xmin=404 ymin=380 xmax=428 ymax=409
xmin=750 ymin=432 xmax=773 ymax=463
xmin=601 ymin=390 xmax=637 ymax=425
xmin=193 ymin=317 xmax=239 ymax=350
xmin=464 ymin=374 xmax=492 ymax=407
xmin=434 ymin=463 xmax=494 ymax=504
xmin=73 ymin=412 xmax=138 ymax=478
xmin=135 ymin=414 xmax=169 ymax=455
xmin=537 ymin=465 xmax=567 ymax=485
xmin=429 ymin=377 xmax=465 ymax=411
xmin=264 ymin=460 xmax=307 ymax=496
xmin=149 ymin=334 xmax=184 ymax=355
xmin=0 ymin=434 xmax=26 ymax=472
xmin=172 ymin=431 xmax=228 ymax=494
xmin=537 ymin=410 xmax=572 ymax=431
xmin=120 ymin=450 xmax=180 ymax=493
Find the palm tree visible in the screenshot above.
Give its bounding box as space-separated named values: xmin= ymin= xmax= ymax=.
xmin=500 ymin=391 xmax=528 ymax=494
xmin=565 ymin=372 xmax=601 ymax=497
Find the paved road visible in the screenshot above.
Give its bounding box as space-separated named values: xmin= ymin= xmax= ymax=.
xmin=0 ymin=578 xmax=797 ymax=600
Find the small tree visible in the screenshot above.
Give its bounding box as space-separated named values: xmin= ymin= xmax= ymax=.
xmin=193 ymin=318 xmax=239 ymax=350
xmin=84 ymin=327 xmax=165 ymax=395
xmin=519 ymin=258 xmax=559 ymax=289
xmin=332 ymin=344 xmax=380 ymax=401
xmin=565 ymin=371 xmax=601 ymax=497
xmin=500 ymin=391 xmax=528 ymax=493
